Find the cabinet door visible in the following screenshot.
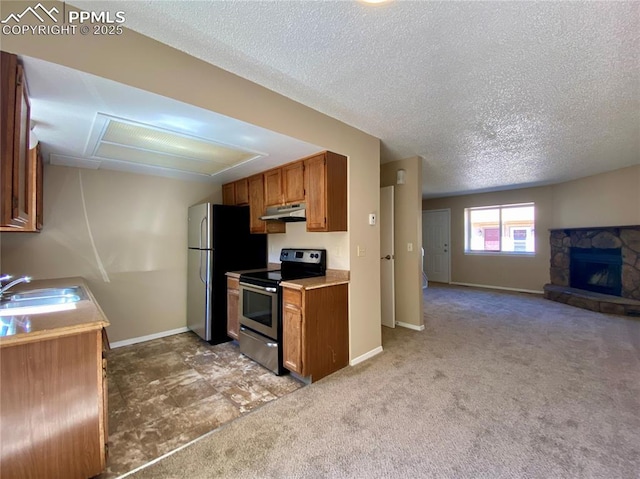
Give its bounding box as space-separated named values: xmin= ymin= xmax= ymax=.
xmin=248 ymin=174 xmax=266 ymax=234
xmin=227 ymin=277 xmax=240 ymax=340
xmin=222 ymin=183 xmax=235 ymax=205
xmin=11 ymin=64 xmax=30 ymax=224
xmin=0 ymin=331 xmax=105 ymax=478
xmin=304 ymin=154 xmax=327 ymax=231
xmin=264 ymin=168 xmax=283 ymax=207
xmin=282 ymin=161 xmax=305 ymax=204
xmin=235 ymin=178 xmax=249 ymax=205
xmin=1 ymin=55 xmax=31 ymax=229
xmin=283 ymin=303 xmax=304 ymax=374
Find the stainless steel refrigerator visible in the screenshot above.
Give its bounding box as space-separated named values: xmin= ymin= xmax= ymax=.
xmin=187 ymin=203 xmax=267 ymax=344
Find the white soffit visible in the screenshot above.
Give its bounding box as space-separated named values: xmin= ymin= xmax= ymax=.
xmin=87 ymin=115 xmax=265 ymax=176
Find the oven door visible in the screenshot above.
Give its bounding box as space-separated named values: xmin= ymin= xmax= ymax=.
xmin=239 ymin=282 xmax=279 ymax=339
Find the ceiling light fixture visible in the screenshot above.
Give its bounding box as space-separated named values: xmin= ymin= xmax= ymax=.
xmin=86 ymin=114 xmax=266 ymax=176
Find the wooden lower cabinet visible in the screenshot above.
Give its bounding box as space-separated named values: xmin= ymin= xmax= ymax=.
xmin=0 ymin=329 xmax=108 ymax=479
xmin=227 ymin=276 xmax=240 ymax=340
xmin=282 ymin=284 xmax=349 ymax=381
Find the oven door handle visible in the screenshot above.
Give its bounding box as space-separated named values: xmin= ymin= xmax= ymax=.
xmin=240 ymin=327 xmax=278 ymax=348
xmin=240 ymin=282 xmax=277 ymax=293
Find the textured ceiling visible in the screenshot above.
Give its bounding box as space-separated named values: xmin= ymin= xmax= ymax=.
xmin=70 ymin=0 xmax=639 ymax=198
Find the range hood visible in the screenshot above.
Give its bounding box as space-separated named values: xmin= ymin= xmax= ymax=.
xmin=260 ymin=203 xmax=306 ymax=222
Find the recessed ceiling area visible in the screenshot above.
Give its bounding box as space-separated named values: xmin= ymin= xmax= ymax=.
xmin=88 ymin=115 xmax=264 ymax=176
xmin=22 ymin=56 xmax=324 ymax=184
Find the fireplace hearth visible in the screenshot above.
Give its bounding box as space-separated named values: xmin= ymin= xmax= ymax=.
xmin=544 ymin=226 xmax=640 ymax=316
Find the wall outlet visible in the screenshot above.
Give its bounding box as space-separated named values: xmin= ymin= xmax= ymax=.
xmin=407 ymin=243 xmax=413 ymax=252
xmin=357 ymin=245 xmax=366 ymax=257
xmin=369 ymin=213 xmax=376 ymax=226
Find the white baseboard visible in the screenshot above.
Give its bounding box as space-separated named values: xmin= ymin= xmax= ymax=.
xmin=450 ymin=282 xmax=543 ymax=295
xmin=110 ymin=327 xmax=190 ymax=349
xmin=350 ymin=346 xmax=383 ymax=366
xmin=396 ymin=321 xmax=425 ymax=331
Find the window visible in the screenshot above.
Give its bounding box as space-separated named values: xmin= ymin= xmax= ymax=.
xmin=465 ymin=203 xmax=535 ymax=254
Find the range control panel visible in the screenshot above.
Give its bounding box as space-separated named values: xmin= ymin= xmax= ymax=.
xmin=279 ymin=248 xmax=326 ymax=264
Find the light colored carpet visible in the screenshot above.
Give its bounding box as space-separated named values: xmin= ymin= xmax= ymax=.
xmin=126 ymin=284 xmax=640 ymax=478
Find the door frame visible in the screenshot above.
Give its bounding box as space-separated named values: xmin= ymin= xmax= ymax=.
xmin=380 ymin=186 xmax=395 ymax=328
xmin=422 ymin=208 xmax=451 ymax=284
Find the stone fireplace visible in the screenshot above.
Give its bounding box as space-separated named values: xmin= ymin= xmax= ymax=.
xmin=544 ymin=226 xmax=640 ymax=316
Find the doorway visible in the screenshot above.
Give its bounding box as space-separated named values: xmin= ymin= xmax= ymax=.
xmin=422 ymin=209 xmax=451 ymax=284
xmin=380 ymin=186 xmax=395 ymax=328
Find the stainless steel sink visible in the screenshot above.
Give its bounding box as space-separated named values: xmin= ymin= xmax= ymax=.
xmin=0 ymin=286 xmax=87 ymax=310
xmin=8 ymin=286 xmax=86 ymax=302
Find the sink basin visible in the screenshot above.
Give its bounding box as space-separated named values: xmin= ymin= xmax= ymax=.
xmin=0 ymin=295 xmax=84 ymax=309
xmin=0 ymin=286 xmax=87 ymax=317
xmin=8 ymin=286 xmax=87 ymax=302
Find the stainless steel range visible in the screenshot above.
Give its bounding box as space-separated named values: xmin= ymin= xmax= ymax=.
xmin=238 ymin=248 xmax=326 ymax=375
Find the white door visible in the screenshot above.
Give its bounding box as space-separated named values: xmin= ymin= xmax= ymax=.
xmin=380 ymin=186 xmax=395 ymax=328
xmin=422 ymin=209 xmax=450 ymax=283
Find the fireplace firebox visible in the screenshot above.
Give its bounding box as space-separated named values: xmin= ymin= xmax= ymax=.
xmin=570 ymin=247 xmax=622 ymax=296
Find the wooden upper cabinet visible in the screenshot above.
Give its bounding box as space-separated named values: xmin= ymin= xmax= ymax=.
xmin=1 ymin=52 xmax=32 ymax=230
xmin=282 ymin=161 xmax=305 ymax=204
xmin=222 ymin=179 xmax=249 ymax=206
xmin=222 ymin=182 xmax=235 ymax=205
xmin=264 ymin=168 xmax=283 ymax=207
xmin=235 ymin=178 xmax=249 ymax=205
xmin=248 ymin=174 xmax=265 ymax=233
xmin=304 ymin=152 xmax=347 ymax=232
xmin=265 ymin=161 xmax=304 ymax=207
xmin=222 ymin=151 xmax=344 ymax=234
xmin=30 ymin=145 xmax=43 ymax=231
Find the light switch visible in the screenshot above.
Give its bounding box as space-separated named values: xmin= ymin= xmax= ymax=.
xmin=369 ymin=213 xmax=376 ymax=226
xmin=357 ymin=245 xmax=366 ymax=257
xmin=407 ymin=243 xmax=413 ymax=252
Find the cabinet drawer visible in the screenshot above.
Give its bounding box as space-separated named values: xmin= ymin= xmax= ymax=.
xmin=283 ymin=288 xmax=302 ymax=307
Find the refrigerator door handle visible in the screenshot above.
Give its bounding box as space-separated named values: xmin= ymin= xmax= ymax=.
xmin=199 ymin=251 xmax=207 ymax=284
xmin=200 ymin=217 xmax=207 ymax=249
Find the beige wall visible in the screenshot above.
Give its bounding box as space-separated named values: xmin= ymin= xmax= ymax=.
xmin=1 ymin=165 xmax=217 ymax=342
xmin=381 ymin=157 xmax=423 ymax=328
xmin=268 ymin=223 xmax=348 ymax=270
xmin=1 ymin=1 xmax=381 ymax=360
xmin=550 ymin=165 xmax=640 ymax=228
xmin=422 ymin=165 xmax=640 ymax=292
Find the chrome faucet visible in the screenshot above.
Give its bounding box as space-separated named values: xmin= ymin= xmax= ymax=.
xmin=0 ymin=275 xmax=32 ymax=298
